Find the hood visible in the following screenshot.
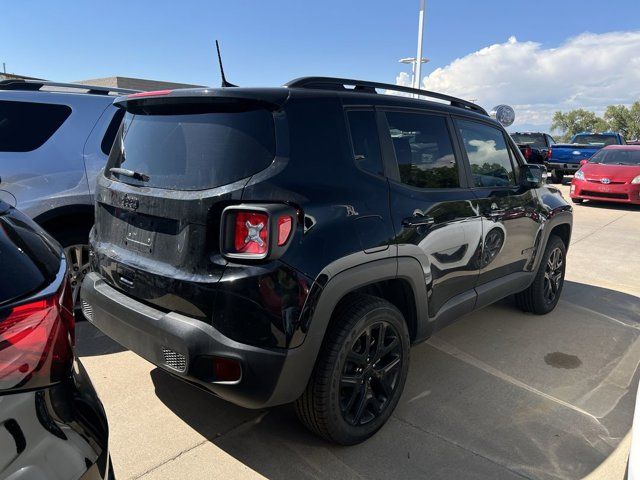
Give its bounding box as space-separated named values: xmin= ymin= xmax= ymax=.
xmin=580 ymin=163 xmax=640 ymax=183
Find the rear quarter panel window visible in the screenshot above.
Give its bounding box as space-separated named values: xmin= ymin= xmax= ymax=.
xmin=101 ymin=109 xmax=124 ymax=156
xmin=456 ymin=119 xmax=516 ymax=187
xmin=0 ymin=100 xmax=71 ymax=152
xmin=346 ymin=110 xmax=384 ymax=176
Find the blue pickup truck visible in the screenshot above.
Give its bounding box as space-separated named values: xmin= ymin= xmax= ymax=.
xmin=547 ymin=131 xmax=625 ymax=183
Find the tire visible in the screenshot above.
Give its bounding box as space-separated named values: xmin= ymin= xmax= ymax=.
xmin=550 ymin=170 xmax=564 ymax=184
xmin=571 ymin=198 xmax=584 ymax=204
xmin=294 ymin=294 xmax=410 ymax=445
xmin=48 ymin=224 xmax=91 ymax=320
xmin=515 ymin=235 xmax=566 ymax=315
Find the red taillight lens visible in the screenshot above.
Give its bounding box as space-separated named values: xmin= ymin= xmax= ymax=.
xmin=547 ymin=148 xmax=552 ymax=160
xmin=277 ymin=216 xmax=293 ymax=246
xmin=524 ymin=146 xmax=532 ymax=161
xmin=0 ymin=284 xmax=74 ymax=391
xmin=233 ymin=211 xmax=269 ymax=255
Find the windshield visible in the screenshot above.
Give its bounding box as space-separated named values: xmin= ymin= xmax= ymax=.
xmin=589 ymin=149 xmax=640 ymax=165
xmin=573 ymin=134 xmax=618 ymax=146
xmin=106 ymin=106 xmax=275 ymax=190
xmin=510 ymin=133 xmax=546 ymax=149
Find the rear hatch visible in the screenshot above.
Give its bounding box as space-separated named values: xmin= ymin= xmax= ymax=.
xmin=92 ymin=90 xmax=287 ymax=319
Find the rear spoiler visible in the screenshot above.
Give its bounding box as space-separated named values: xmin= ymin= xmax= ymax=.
xmin=114 ymin=88 xmax=289 ymax=112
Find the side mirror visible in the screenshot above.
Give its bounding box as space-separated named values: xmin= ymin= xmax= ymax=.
xmin=579 ymin=159 xmax=588 ymax=166
xmin=520 ymin=164 xmax=546 ymax=189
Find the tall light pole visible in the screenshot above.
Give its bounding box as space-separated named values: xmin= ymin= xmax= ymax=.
xmin=399 ymin=57 xmax=429 ymax=91
xmin=414 ymin=0 xmax=426 ymax=90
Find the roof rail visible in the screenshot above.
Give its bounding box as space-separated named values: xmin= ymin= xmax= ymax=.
xmin=284 ymin=76 xmax=487 ymax=115
xmin=0 ymin=79 xmax=139 ymax=96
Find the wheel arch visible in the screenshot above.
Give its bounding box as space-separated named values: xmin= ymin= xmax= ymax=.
xmin=267 ymin=256 xmax=428 ymax=406
xmin=531 ymin=209 xmax=572 ymax=273
xmin=34 ymin=204 xmax=94 ymax=239
xmin=549 ymin=222 xmax=571 ymax=249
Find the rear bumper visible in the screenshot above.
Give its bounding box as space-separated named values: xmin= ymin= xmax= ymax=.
xmin=548 ymin=162 xmax=581 ymax=174
xmin=80 ymin=272 xmax=308 ymax=409
xmin=570 ymin=179 xmax=640 ymax=204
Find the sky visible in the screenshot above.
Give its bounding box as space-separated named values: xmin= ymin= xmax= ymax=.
xmin=2 ymin=0 xmax=639 ymax=131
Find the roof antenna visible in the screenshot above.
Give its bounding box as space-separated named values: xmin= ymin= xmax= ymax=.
xmin=216 ymin=40 xmax=237 ymax=87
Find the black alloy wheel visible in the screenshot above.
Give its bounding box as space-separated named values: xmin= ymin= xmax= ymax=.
xmin=340 ymin=321 xmax=403 ymax=426
xmin=295 ymin=294 xmax=410 ymax=445
xmin=543 ymin=247 xmax=564 ymax=305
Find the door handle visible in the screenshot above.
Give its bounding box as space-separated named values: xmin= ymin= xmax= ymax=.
xmin=402 ymin=214 xmax=435 ymax=227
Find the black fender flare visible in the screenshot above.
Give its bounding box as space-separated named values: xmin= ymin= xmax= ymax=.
xmin=266 ymin=255 xmax=428 ymax=406
xmin=530 ymin=207 xmax=573 ymax=274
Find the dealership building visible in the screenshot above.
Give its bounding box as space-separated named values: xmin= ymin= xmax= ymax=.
xmin=1 ymin=72 xmax=203 ymax=91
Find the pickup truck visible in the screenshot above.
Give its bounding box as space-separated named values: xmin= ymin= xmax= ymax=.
xmin=547 ymin=131 xmax=625 ymax=183
xmin=510 ymin=132 xmax=555 ymax=165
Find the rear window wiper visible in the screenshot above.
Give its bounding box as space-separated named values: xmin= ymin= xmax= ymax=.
xmin=109 ymin=167 xmax=150 ymax=182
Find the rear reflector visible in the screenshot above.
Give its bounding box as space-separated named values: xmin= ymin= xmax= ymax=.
xmin=0 ymin=279 xmax=74 ymax=391
xmin=192 ymin=355 xmax=242 ymax=383
xmin=214 ymin=357 xmax=242 ymax=382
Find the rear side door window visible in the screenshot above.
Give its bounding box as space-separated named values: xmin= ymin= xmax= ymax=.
xmin=0 ymin=100 xmax=71 ymax=152
xmin=455 ymin=119 xmax=516 ymax=187
xmin=345 ymin=110 xmax=384 ymax=176
xmin=383 ymin=111 xmax=460 ymax=189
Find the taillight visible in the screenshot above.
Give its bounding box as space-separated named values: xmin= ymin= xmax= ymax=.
xmin=277 ymin=216 xmax=293 ymax=246
xmin=524 ymin=146 xmax=532 ymax=161
xmin=221 ymin=204 xmax=297 ymax=261
xmin=0 ymin=281 xmax=74 ymax=391
xmin=234 ymin=211 xmax=269 ymax=255
xmin=547 ymin=148 xmax=552 ymax=160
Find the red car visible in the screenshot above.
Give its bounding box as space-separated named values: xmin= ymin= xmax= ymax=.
xmin=570 ymin=145 xmax=640 ymax=205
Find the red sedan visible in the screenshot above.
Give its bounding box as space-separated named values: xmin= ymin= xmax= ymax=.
xmin=570 ymin=145 xmax=640 ymax=205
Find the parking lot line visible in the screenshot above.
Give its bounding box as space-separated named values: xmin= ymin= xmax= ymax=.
xmin=428 ymin=335 xmax=600 ymax=421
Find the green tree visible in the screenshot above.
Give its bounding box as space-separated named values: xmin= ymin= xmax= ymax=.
xmin=628 ymin=101 xmax=640 ymax=140
xmin=551 ymin=109 xmax=608 ymax=142
xmin=604 ymin=104 xmax=633 ymax=138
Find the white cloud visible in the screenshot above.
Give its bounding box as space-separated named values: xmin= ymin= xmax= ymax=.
xmin=400 ymin=31 xmax=640 ymax=130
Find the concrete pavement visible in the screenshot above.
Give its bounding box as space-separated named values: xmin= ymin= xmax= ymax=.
xmin=78 ymin=184 xmax=640 ymax=479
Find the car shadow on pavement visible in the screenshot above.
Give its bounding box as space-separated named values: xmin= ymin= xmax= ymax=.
xmin=147 ymin=280 xmax=639 ymax=479
xmin=75 ymin=319 xmax=126 ymax=357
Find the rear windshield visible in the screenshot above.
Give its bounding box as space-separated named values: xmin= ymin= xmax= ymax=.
xmin=589 ymin=149 xmax=640 ymax=165
xmin=106 ymin=106 xmax=275 ymax=190
xmin=510 ymin=133 xmax=546 ymax=149
xmin=573 ymin=134 xmax=618 ymax=146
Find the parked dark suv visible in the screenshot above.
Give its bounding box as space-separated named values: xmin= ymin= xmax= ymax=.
xmin=81 ymin=77 xmax=572 ymax=445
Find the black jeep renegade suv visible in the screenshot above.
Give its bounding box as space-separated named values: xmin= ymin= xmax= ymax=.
xmin=81 ymin=77 xmax=572 ymax=445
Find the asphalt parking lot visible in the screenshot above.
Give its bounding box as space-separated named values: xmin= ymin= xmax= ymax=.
xmin=77 ymin=184 xmax=640 ymax=480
